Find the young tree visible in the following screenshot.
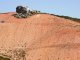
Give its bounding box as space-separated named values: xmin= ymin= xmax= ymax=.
xmin=16 ymin=6 xmax=27 ymax=14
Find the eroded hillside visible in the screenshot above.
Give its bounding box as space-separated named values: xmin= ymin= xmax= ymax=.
xmin=0 ymin=12 xmax=80 ymax=60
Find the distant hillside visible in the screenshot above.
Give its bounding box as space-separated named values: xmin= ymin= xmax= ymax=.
xmin=52 ymin=14 xmax=80 ymax=23
xmin=0 ymin=12 xmax=80 ymax=23
xmin=41 ymin=13 xmax=80 ymax=23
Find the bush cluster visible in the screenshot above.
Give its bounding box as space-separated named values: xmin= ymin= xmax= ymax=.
xmin=14 ymin=10 xmax=41 ymax=18
xmin=13 ymin=5 xmax=41 ymax=18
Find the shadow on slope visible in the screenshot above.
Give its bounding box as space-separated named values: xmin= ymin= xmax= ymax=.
xmin=0 ymin=56 xmax=10 ymax=60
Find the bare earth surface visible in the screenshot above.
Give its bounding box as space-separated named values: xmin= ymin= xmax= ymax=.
xmin=0 ymin=12 xmax=80 ymax=60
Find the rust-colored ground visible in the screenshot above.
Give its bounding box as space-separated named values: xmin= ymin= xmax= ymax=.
xmin=0 ymin=12 xmax=80 ymax=60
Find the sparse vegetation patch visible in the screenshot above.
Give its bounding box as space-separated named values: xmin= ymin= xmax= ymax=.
xmin=50 ymin=14 xmax=80 ymax=23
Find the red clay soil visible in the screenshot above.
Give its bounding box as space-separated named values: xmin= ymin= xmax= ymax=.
xmin=0 ymin=12 xmax=80 ymax=60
